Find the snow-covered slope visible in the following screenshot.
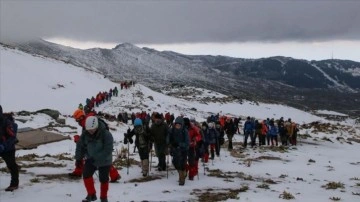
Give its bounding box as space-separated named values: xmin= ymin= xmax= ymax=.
xmin=0 ymin=45 xmax=116 ymax=114
xmin=1 ymin=45 xmax=360 ymax=202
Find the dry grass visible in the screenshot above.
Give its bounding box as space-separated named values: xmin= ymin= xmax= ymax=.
xmin=192 ymin=185 xmax=248 ymax=202
xmin=322 ymin=181 xmax=345 ymax=190
xmin=279 ymin=191 xmax=295 ymax=200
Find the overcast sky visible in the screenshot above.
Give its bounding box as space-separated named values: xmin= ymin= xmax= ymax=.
xmin=1 ymin=0 xmax=360 ymax=61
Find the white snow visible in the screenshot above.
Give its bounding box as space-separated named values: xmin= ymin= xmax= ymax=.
xmin=1 ymin=45 xmax=360 ymax=202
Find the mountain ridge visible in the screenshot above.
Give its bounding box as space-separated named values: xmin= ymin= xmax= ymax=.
xmin=1 ymin=39 xmax=359 ymax=116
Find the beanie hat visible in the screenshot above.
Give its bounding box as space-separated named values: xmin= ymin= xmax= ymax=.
xmin=85 ymin=116 xmax=99 ymax=130
xmin=73 ymin=109 xmax=85 ymax=120
xmin=154 ymin=113 xmax=162 ymax=119
xmin=174 ymin=116 xmax=184 ymax=126
xmin=134 ymin=118 xmax=142 ymax=126
xmin=202 ymin=122 xmax=208 ymax=127
xmin=183 ymin=117 xmax=190 ymax=127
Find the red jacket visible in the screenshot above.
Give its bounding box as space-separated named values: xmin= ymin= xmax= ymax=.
xmin=188 ymin=124 xmax=202 ymax=148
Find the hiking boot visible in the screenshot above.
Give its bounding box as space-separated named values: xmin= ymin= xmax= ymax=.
xmin=5 ymin=185 xmax=18 ymax=192
xmin=68 ymin=172 xmax=82 ymax=178
xmin=100 ymin=198 xmax=108 ymax=202
xmin=82 ymin=194 xmax=97 ymax=202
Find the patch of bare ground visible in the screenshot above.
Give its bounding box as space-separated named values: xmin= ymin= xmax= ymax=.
xmin=36 ymin=173 xmax=80 ymax=181
xmin=16 ymin=153 xmax=73 ymax=161
xmin=20 ymin=162 xmax=66 ymax=168
xmin=126 ymin=175 xmax=163 ymax=183
xmin=112 ymin=156 xmax=140 ymax=169
xmin=191 ymin=185 xmax=249 ymax=202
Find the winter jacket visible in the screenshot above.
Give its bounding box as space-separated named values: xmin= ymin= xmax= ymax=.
xmin=75 ymin=121 xmax=113 ymax=167
xmin=168 ymin=117 xmax=190 ymax=151
xmin=150 ymin=121 xmax=168 ymax=144
xmin=268 ymin=125 xmax=278 ymax=137
xmin=0 ymin=113 xmax=17 ymax=153
xmin=207 ymin=128 xmax=219 ymax=144
xmin=244 ymin=120 xmax=254 ymax=132
xmin=127 ymin=125 xmax=150 ymax=149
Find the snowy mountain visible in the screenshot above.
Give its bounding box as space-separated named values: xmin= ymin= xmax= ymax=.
xmin=1 ymin=41 xmax=360 ymax=202
xmin=2 ymin=39 xmax=360 ymax=116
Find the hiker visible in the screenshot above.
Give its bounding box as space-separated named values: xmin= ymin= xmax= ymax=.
xmin=259 ymin=120 xmax=268 ymax=146
xmin=207 ymin=122 xmax=219 ymax=160
xmin=243 ymin=117 xmax=254 ymax=148
xmin=201 ymin=122 xmax=210 ymax=163
xmin=72 ymin=109 xmax=120 ymax=183
xmin=224 ymin=117 xmax=236 ymax=150
xmin=75 ymin=116 xmax=113 ymax=202
xmin=268 ymin=119 xmax=279 ymax=146
xmin=168 ymin=116 xmax=189 ymax=186
xmin=0 ymin=105 xmax=19 ymax=192
xmin=214 ymin=121 xmax=224 ymax=156
xmin=125 ymin=118 xmax=151 ymax=177
xmin=183 ymin=118 xmax=202 ymax=180
xmin=149 ymin=113 xmax=169 ymax=171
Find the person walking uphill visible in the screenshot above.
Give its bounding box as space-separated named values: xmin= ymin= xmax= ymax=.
xmin=150 ymin=113 xmax=169 ymax=171
xmin=0 ymin=105 xmax=19 ymax=192
xmin=125 ymin=118 xmax=151 ymax=177
xmin=168 ymin=117 xmax=189 ymax=186
xmin=75 ymin=116 xmax=113 ymax=202
xmin=72 ymin=109 xmax=120 ymax=183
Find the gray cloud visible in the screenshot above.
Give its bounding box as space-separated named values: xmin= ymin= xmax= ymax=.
xmin=1 ymin=0 xmax=360 ymax=44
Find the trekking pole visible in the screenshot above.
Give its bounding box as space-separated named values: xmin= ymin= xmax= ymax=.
xmin=166 ymin=154 xmax=169 ymax=179
xmin=203 ymin=161 xmax=206 ymax=176
xmin=127 ymin=141 xmax=130 ymax=175
xmin=149 ymin=150 xmax=153 ymax=172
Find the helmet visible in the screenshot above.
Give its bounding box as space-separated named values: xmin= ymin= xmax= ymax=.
xmin=134 ymin=118 xmax=142 ymax=126
xmin=85 ymin=116 xmax=99 ymax=130
xmin=73 ymin=109 xmax=85 ymax=120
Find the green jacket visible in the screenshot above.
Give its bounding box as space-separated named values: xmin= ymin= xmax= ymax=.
xmin=75 ymin=121 xmax=113 ymax=167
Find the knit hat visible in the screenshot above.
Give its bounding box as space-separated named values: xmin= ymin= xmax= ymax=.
xmin=73 ymin=109 xmax=85 ymax=120
xmin=183 ymin=117 xmax=190 ymax=127
xmin=85 ymin=116 xmax=99 ymax=130
xmin=154 ymin=113 xmax=162 ymax=119
xmin=174 ymin=116 xmax=184 ymax=126
xmin=134 ymin=118 xmax=142 ymax=126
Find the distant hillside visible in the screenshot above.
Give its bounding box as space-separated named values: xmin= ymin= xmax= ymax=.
xmin=2 ymin=39 xmax=360 ymax=116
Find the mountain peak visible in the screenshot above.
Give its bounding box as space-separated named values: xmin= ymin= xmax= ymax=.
xmin=113 ymin=42 xmax=137 ymax=50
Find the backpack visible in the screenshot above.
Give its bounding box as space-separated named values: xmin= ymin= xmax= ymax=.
xmin=1 ymin=113 xmax=19 ymax=146
xmin=98 ymin=117 xmax=109 ymax=131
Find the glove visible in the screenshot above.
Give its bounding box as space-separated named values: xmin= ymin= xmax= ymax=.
xmin=73 ymin=135 xmax=80 ymax=143
xmin=85 ymin=157 xmax=94 ymax=165
xmin=0 ymin=144 xmax=5 ymax=153
xmin=128 ymin=138 xmax=134 ymax=144
xmin=75 ymin=160 xmax=82 ymax=167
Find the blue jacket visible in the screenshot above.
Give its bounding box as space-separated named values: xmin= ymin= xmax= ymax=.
xmin=244 ymin=120 xmax=254 ymax=132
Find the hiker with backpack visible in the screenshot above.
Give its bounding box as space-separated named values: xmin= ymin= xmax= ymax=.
xmin=124 ymin=118 xmax=151 ymax=177
xmin=0 ymin=105 xmax=19 ymax=192
xmin=168 ymin=116 xmax=189 ymax=186
xmin=72 ymin=109 xmax=121 ymax=183
xmin=75 ymin=116 xmax=113 ymax=202
xmin=243 ymin=117 xmax=255 ymax=148
xmin=183 ymin=118 xmax=202 ymax=181
xmin=149 ymin=113 xmax=169 ymax=171
xmin=224 ymin=117 xmax=236 ymax=150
